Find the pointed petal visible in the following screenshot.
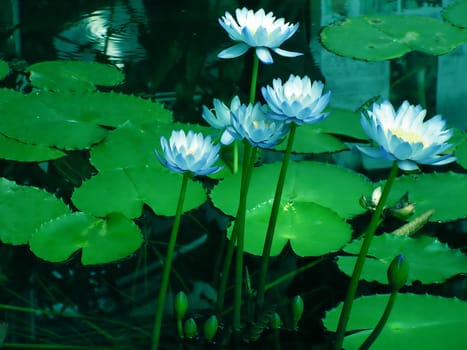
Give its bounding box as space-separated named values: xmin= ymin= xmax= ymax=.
xmin=218 ymin=43 xmax=250 ymax=59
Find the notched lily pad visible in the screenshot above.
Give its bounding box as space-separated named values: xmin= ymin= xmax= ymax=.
xmin=0 ymin=133 xmax=66 ymax=161
xmin=0 ymin=178 xmax=71 ymax=245
xmin=442 ymin=0 xmax=467 ymax=29
xmin=29 ymin=212 xmax=143 ymax=265
xmin=26 ymin=60 xmax=124 ymax=91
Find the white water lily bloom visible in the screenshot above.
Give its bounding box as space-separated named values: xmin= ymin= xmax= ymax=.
xmin=261 ymin=75 xmax=331 ymax=125
xmin=356 ymin=101 xmax=456 ymax=171
xmin=156 ymin=130 xmax=222 ymax=176
xmin=226 ymin=102 xmax=290 ymax=148
xmin=218 ymin=8 xmax=302 ymax=64
xmin=201 ymin=96 xmax=241 ymax=145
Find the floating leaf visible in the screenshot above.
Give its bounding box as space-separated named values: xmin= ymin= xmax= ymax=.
xmin=0 ymin=178 xmax=70 ymax=245
xmin=338 ymin=234 xmax=467 ymax=284
xmin=380 ymin=172 xmax=467 ymax=222
xmin=319 ymin=108 xmax=368 ymax=140
xmin=0 ymin=133 xmax=65 ymax=161
xmin=324 ymin=294 xmax=467 ymax=350
xmin=321 ymin=15 xmax=467 ymax=61
xmin=72 ymin=167 xmax=207 ymax=218
xmin=0 ymin=60 xmax=9 ymax=80
xmin=26 ymin=60 xmax=124 ymax=91
xmin=455 ymin=133 xmax=467 ymax=170
xmin=275 ymin=125 xmax=346 ymax=153
xmin=30 ymin=212 xmax=143 ymax=264
xmin=442 ymin=0 xmax=467 ymax=29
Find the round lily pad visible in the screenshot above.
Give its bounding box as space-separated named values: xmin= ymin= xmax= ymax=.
xmin=26 ymin=60 xmax=124 ymax=92
xmin=29 ymin=212 xmax=143 ymax=265
xmin=442 ymin=0 xmax=467 ymax=29
xmin=0 ymin=133 xmax=65 ymax=161
xmin=338 ymin=234 xmax=467 ymax=284
xmin=275 ymin=125 xmax=346 ymax=153
xmin=0 ymin=178 xmax=71 ymax=245
xmin=324 ymin=294 xmax=467 ymax=350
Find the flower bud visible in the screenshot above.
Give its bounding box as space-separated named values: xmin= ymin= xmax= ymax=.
xmin=388 ymin=203 xmax=416 ymax=221
xmin=291 ymin=295 xmax=304 ymax=330
xmin=203 ymin=315 xmax=218 ymax=342
xmin=387 ymin=254 xmax=409 ymax=291
xmin=360 ymin=187 xmax=382 ymax=211
xmin=174 ymin=291 xmax=188 ymax=320
xmin=184 ymin=318 xmax=198 ymax=339
xmin=270 ymin=312 xmax=281 ymax=330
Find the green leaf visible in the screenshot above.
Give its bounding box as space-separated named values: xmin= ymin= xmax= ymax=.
xmin=381 ymin=172 xmax=467 ymax=222
xmin=29 ymin=212 xmax=143 ymax=264
xmin=0 ymin=133 xmax=66 ymax=161
xmin=321 ymin=15 xmax=467 ymax=61
xmin=72 ymin=167 xmax=207 ymax=218
xmin=324 ymin=294 xmax=467 ymax=350
xmin=0 ymin=178 xmax=71 ymax=245
xmin=455 ymin=133 xmax=467 ymax=170
xmin=0 ymin=60 xmax=9 ymax=80
xmin=442 ymin=0 xmax=467 ymax=29
xmin=338 ymin=234 xmax=467 ymax=284
xmin=211 ymin=161 xmax=372 ymax=257
xmin=319 ymin=108 xmax=368 ymax=140
xmin=275 ymin=125 xmax=346 ymax=153
xmin=26 ymin=60 xmax=124 ymax=92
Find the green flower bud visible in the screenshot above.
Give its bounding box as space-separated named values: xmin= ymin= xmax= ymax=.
xmin=203 ymin=315 xmax=218 ymax=342
xmin=291 ymin=295 xmax=304 ymax=330
xmin=389 ymin=203 xmax=416 ymax=221
xmin=174 ymin=291 xmax=188 ymax=320
xmin=184 ymin=318 xmax=198 ymax=339
xmin=387 ymin=254 xmax=409 ymax=291
xmin=270 ymin=312 xmax=281 ymax=330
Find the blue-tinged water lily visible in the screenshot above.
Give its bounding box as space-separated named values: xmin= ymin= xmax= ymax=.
xmin=156 ymin=130 xmax=222 ymax=176
xmin=261 ymin=75 xmax=331 ymax=125
xmin=356 ymin=100 xmax=456 ymax=171
xmin=202 ymin=96 xmax=241 ymax=145
xmin=218 ymin=8 xmax=302 ymax=64
xmin=226 ymin=102 xmax=290 ymax=148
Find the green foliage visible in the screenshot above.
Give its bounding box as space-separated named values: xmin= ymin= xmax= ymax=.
xmin=442 ymin=0 xmax=467 ymax=29
xmin=380 ymin=172 xmax=467 ymax=222
xmin=324 ymin=294 xmax=467 ymax=350
xmin=455 ymin=133 xmax=467 ymax=170
xmin=321 ymin=15 xmax=467 ymax=61
xmin=338 ymin=234 xmax=467 ymax=284
xmin=29 ymin=212 xmax=142 ymax=264
xmin=0 ymin=60 xmax=9 ymax=80
xmin=26 ymin=60 xmax=124 ymax=91
xmin=0 ymin=178 xmax=70 ymax=245
xmin=0 ymin=133 xmax=65 ymax=161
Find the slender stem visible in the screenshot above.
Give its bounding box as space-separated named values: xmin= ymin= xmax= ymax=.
xmin=233 ymin=143 xmax=257 ymax=331
xmin=249 ymin=54 xmax=259 ymax=104
xmin=152 ymin=174 xmax=190 ymax=350
xmin=256 ymin=123 xmax=297 ymax=309
xmin=334 ymin=161 xmax=399 ymax=350
xmin=359 ymin=290 xmax=398 ymax=350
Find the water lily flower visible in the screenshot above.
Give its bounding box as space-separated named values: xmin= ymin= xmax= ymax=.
xmin=201 ymin=96 xmax=241 ymax=145
xmin=226 ymin=102 xmax=290 ymax=148
xmin=261 ymin=75 xmax=331 ymax=124
xmin=218 ymin=8 xmax=302 ymax=64
xmin=156 ymin=130 xmax=222 ymax=176
xmin=356 ymin=100 xmax=456 ymax=171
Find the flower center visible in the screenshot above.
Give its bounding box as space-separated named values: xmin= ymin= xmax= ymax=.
xmin=391 ymin=128 xmax=427 ymax=146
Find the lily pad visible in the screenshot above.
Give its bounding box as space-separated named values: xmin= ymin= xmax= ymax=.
xmin=455 ymin=134 xmax=467 ymax=170
xmin=321 ymin=15 xmax=467 ymax=61
xmin=380 ymin=172 xmax=467 ymax=222
xmin=0 ymin=133 xmax=66 ymax=161
xmin=0 ymin=60 xmax=9 ymax=80
xmin=29 ymin=212 xmax=143 ymax=265
xmin=338 ymin=234 xmax=467 ymax=284
xmin=26 ymin=60 xmax=124 ymax=91
xmin=0 ymin=178 xmax=71 ymax=245
xmin=72 ymin=167 xmax=207 ymax=218
xmin=442 ymin=0 xmax=467 ymax=29
xmin=324 ymin=294 xmax=467 ymax=350
xmin=275 ymin=125 xmax=346 ymax=153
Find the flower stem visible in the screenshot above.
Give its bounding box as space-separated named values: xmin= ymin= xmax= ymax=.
xmin=359 ymin=290 xmax=398 ymax=350
xmin=249 ymin=54 xmax=259 ymax=104
xmin=152 ymin=173 xmax=190 ymax=350
xmin=256 ymin=123 xmax=297 ymax=310
xmin=333 ymin=161 xmax=399 ymax=350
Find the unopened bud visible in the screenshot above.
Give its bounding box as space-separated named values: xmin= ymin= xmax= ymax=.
xmin=174 ymin=291 xmax=188 ymax=320
xmin=360 ymin=187 xmax=382 ymax=211
xmin=388 ymin=203 xmax=416 ymax=221
xmin=270 ymin=312 xmax=281 ymax=330
xmin=387 ymin=254 xmax=409 ymax=291
xmin=291 ymin=295 xmax=304 ymax=330
xmin=184 ymin=318 xmax=198 ymax=339
xmin=203 ymin=315 xmax=218 ymax=342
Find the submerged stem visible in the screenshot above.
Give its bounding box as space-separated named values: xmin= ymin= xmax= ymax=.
xmin=333 ymin=161 xmax=399 ymax=349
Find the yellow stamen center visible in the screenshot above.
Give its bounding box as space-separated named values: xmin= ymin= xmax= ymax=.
xmin=391 ymin=128 xmax=427 ymax=146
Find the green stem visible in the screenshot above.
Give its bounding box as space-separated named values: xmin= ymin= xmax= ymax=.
xmin=152 ymin=174 xmax=190 ymax=350
xmin=249 ymin=54 xmax=259 ymax=104
xmin=256 ymin=123 xmax=297 ymax=309
xmin=233 ymin=143 xmax=257 ymax=331
xmin=359 ymin=290 xmax=398 ymax=350
xmin=334 ymin=161 xmax=399 ymax=350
